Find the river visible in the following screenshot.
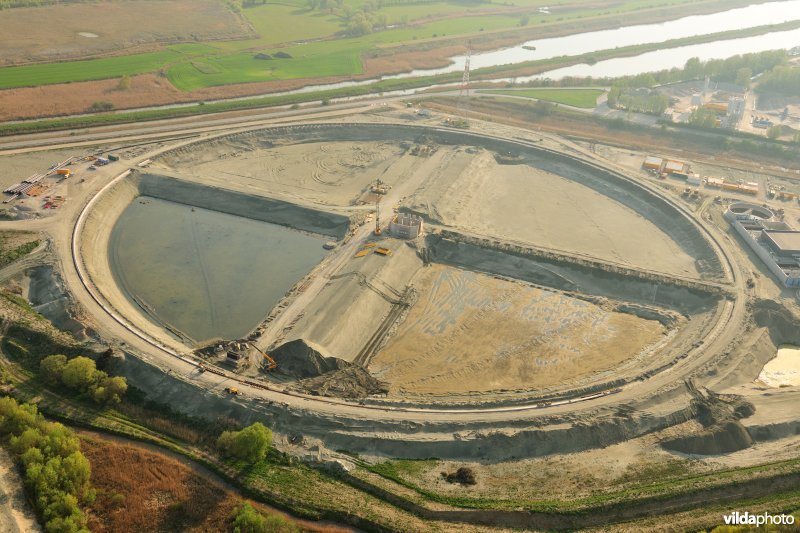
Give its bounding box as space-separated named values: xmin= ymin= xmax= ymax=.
xmin=108 ymin=1 xmax=800 ymax=115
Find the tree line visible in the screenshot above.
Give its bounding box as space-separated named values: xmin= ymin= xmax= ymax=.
xmin=0 ymin=0 xmax=91 ymax=9
xmin=40 ymin=355 xmax=127 ymax=405
xmin=0 ymin=397 xmax=94 ymax=533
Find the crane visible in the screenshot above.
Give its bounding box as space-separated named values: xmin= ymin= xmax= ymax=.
xmin=248 ymin=342 xmax=277 ymax=371
xmin=374 ymin=197 xmax=382 ymax=235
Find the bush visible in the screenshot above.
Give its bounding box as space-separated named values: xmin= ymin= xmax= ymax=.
xmin=231 ymin=502 xmax=297 ymax=533
xmin=217 ymin=422 xmax=272 ymax=463
xmin=39 ymin=355 xmax=127 ymax=405
xmin=443 ymin=466 xmax=477 ymax=485
xmin=61 ymin=357 xmax=97 ymax=392
xmin=40 ymin=354 xmax=67 ymax=385
xmin=0 ymin=397 xmax=93 ymax=532
xmin=87 ymin=101 xmax=114 ymax=113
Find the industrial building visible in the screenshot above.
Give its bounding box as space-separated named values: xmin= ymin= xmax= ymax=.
xmin=724 ymin=202 xmax=800 ymax=287
xmin=389 ymin=213 xmax=424 ymax=239
xmin=664 ymin=159 xmax=688 ymax=174
xmin=643 ymin=156 xmax=663 ymax=171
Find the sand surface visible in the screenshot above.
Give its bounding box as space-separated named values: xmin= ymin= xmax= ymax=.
xmin=157 ymin=141 xmax=409 ymax=207
xmin=370 ymin=265 xmax=665 ymax=395
xmin=405 ymin=148 xmax=699 ymax=277
xmin=758 ymin=345 xmax=800 ymax=387
xmin=0 ymin=447 xmax=41 ymax=533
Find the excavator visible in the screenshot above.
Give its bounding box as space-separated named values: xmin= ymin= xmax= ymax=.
xmin=248 ymin=342 xmax=277 ymax=371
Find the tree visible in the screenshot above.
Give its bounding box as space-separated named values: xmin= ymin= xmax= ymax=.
xmin=60 ymin=357 xmax=98 ymax=392
xmin=91 ymin=376 xmax=127 ymax=405
xmin=684 ymin=57 xmax=702 ymax=79
xmin=688 ymin=107 xmax=718 ymax=129
xmin=519 ymin=14 xmax=530 ymax=26
xmin=218 ymin=422 xmax=272 ymax=463
xmin=40 ymin=355 xmax=67 ymax=385
xmin=116 ymin=75 xmax=131 ymax=91
xmin=767 ymin=124 xmax=782 ymax=139
xmin=735 ymin=67 xmax=752 ymax=89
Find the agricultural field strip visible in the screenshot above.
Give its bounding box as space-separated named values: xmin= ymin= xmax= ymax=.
xmin=0 ymin=0 xmax=716 ymax=91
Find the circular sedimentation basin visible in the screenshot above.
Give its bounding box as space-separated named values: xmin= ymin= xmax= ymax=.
xmin=78 ymin=122 xmax=735 ymax=408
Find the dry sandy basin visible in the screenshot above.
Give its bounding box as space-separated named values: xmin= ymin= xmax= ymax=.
xmin=155 ymin=141 xmax=409 ymax=207
xmin=159 ymin=138 xmax=699 ymax=278
xmin=404 ymin=148 xmax=699 ymax=277
xmin=369 ymin=265 xmax=665 ymax=395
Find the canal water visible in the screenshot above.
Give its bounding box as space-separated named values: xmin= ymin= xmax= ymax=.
xmin=108 ymin=196 xmax=328 ymax=345
xmin=391 ymin=0 xmax=800 ymax=78
xmin=521 ymin=26 xmax=800 ymax=81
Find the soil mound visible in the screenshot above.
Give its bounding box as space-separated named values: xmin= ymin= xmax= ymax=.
xmin=661 ymin=421 xmax=753 ymax=455
xmin=296 ymin=366 xmax=388 ymax=399
xmin=271 ymin=339 xmax=347 ymax=378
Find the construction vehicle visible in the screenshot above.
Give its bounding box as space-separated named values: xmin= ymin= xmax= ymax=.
xmin=248 ymin=342 xmax=277 ymax=371
xmin=375 ymin=247 xmax=392 ymax=256
xmin=224 ymin=387 xmax=240 ymax=395
xmin=371 ymin=178 xmax=390 ymax=195
xmin=56 ymin=169 xmax=71 ymax=177
xmin=374 ymin=198 xmax=382 ymax=236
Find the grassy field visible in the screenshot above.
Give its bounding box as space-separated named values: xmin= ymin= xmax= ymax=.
xmin=0 ymin=51 xmax=183 ymax=90
xmin=481 ymin=88 xmax=604 ymax=108
xmin=0 ymin=0 xmax=717 ymax=92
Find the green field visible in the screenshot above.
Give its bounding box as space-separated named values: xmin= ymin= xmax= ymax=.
xmin=0 ymin=50 xmax=183 ymax=90
xmin=0 ymin=0 xmax=710 ymax=92
xmin=481 ymin=88 xmax=605 ymax=108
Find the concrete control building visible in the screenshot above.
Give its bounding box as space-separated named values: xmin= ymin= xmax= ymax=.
xmin=725 ymin=202 xmax=800 ymax=287
xmin=389 ymin=213 xmax=424 ymax=239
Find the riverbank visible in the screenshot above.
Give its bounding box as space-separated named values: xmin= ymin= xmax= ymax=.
xmin=0 ymin=0 xmax=793 ymax=128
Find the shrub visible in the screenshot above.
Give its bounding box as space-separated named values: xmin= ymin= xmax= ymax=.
xmin=88 ymin=101 xmax=114 ymax=113
xmin=231 ymin=502 xmax=297 ymax=533
xmin=40 ymin=354 xmax=67 ymax=385
xmin=0 ymin=398 xmax=93 ymax=532
xmin=39 ymin=355 xmax=127 ymax=405
xmin=217 ymin=422 xmax=272 ymax=463
xmin=443 ymin=466 xmax=477 ymax=485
